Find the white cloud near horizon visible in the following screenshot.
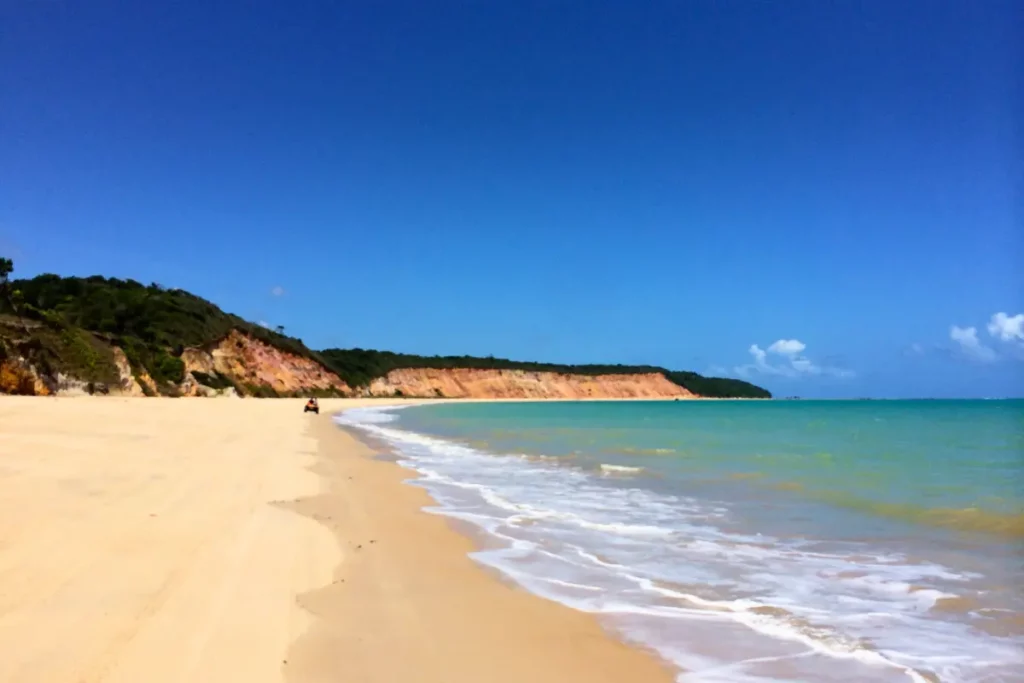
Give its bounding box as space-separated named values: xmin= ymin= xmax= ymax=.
xmin=270 ymin=285 xmax=285 ymax=297
xmin=767 ymin=339 xmax=806 ymax=355
xmin=987 ymin=312 xmax=1024 ymax=343
xmin=947 ymin=312 xmax=1024 ymax=362
xmin=949 ymin=325 xmax=997 ymax=362
xmin=734 ymin=339 xmax=853 ymax=379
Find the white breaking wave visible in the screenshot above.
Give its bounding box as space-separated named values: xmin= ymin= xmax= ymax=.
xmin=335 ymin=406 xmax=1023 ymax=683
xmin=600 ymin=464 xmax=646 ymax=475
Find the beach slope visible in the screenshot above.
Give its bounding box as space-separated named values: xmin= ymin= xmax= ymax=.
xmin=0 ymin=397 xmax=673 ymax=683
xmin=0 ymin=396 xmax=340 ymax=683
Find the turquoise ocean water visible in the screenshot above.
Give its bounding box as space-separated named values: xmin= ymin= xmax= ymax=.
xmin=336 ymin=400 xmax=1024 ymax=682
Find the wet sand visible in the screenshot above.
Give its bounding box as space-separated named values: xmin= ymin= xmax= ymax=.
xmin=0 ymin=396 xmax=675 ymax=683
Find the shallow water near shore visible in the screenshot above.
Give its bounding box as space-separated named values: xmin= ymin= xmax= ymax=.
xmin=335 ymin=399 xmax=1024 ymax=682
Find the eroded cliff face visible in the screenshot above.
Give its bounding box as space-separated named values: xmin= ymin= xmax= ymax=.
xmin=363 ymin=368 xmax=696 ymax=399
xmin=0 ymin=330 xmax=351 ymax=397
xmin=111 ymin=347 xmax=150 ymax=396
xmin=202 ymin=330 xmax=350 ymax=395
xmin=0 ymin=347 xmax=146 ymax=397
xmin=0 ymin=357 xmax=50 ymax=395
xmin=2 ymin=328 xmax=700 ymax=399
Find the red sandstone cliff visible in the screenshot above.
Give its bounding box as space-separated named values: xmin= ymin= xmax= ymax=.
xmin=2 ymin=328 xmax=700 ymax=399
xmin=362 ymin=368 xmax=696 ymax=399
xmin=182 ymin=331 xmax=351 ymax=396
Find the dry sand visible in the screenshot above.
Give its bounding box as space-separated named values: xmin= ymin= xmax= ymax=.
xmin=0 ymin=396 xmax=675 ymax=683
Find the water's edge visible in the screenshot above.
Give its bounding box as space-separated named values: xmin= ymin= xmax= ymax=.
xmin=331 ymin=407 xmax=690 ymax=680
xmin=334 ymin=404 xmax=1022 ymax=683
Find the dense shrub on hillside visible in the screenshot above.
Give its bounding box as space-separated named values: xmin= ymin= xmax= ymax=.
xmin=0 ymin=317 xmax=120 ymax=387
xmin=663 ymin=371 xmax=772 ymax=399
xmin=2 ymin=273 xmax=324 ymax=392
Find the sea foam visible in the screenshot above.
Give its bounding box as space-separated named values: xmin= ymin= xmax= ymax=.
xmin=335 ymin=406 xmax=1024 ymax=683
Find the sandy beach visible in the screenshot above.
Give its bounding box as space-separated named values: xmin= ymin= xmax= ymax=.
xmin=0 ymin=396 xmax=674 ymax=683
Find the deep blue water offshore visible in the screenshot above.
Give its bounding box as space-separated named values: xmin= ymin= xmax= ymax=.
xmin=337 ymin=399 xmax=1024 ymax=682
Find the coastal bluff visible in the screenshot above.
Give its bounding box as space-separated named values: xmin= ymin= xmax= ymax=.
xmin=366 ymin=368 xmax=694 ymax=399
xmin=0 ymin=327 xmax=698 ymax=399
xmin=0 ymin=269 xmax=770 ymax=399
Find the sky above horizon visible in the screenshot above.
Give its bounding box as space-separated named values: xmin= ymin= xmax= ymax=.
xmin=1 ymin=1 xmax=1021 ymax=399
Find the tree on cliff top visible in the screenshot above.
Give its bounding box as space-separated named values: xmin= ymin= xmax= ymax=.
xmin=0 ymin=257 xmax=24 ymax=324
xmin=0 ymin=257 xmax=12 ymax=343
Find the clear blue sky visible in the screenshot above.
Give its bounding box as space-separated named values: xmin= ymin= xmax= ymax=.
xmin=1 ymin=1 xmax=1020 ymax=398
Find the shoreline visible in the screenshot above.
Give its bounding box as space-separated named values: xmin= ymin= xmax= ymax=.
xmin=285 ymin=399 xmax=679 ymax=682
xmin=338 ymin=400 xmax=1024 ymax=682
xmin=3 ymin=396 xmax=1016 ymax=680
xmin=0 ymin=395 xmax=672 ymax=682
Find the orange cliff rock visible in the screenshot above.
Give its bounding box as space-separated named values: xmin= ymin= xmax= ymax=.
xmin=3 ymin=328 xmax=701 ymax=399
xmin=0 ymin=358 xmax=49 ymax=396
xmin=193 ymin=330 xmax=351 ymax=395
xmin=363 ymin=368 xmax=696 ymax=399
xmin=111 ymin=347 xmax=152 ymax=396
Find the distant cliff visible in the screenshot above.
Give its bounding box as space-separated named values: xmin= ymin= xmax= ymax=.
xmin=364 ymin=368 xmax=694 ymax=399
xmin=320 ymin=349 xmax=770 ymax=399
xmin=0 ymin=266 xmax=771 ymax=399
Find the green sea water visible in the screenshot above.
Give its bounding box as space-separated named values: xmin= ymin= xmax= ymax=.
xmin=400 ymin=399 xmax=1024 ymax=536
xmin=342 ymin=399 xmax=1024 ymax=682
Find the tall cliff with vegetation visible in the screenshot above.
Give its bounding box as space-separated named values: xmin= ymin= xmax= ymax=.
xmin=0 ymin=259 xmax=771 ymax=399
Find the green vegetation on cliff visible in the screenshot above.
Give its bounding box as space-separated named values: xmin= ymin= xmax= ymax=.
xmin=319 ymin=349 xmax=772 ymax=399
xmin=662 ymin=371 xmax=772 ymax=399
xmin=0 ymin=260 xmax=771 ymax=398
xmin=2 ymin=261 xmax=123 ymax=390
xmin=1 ymin=268 xmax=324 ymax=391
xmin=0 ymin=316 xmax=122 ymax=391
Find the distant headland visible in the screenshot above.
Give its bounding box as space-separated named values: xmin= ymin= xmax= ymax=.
xmin=0 ymin=259 xmax=771 ymax=400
